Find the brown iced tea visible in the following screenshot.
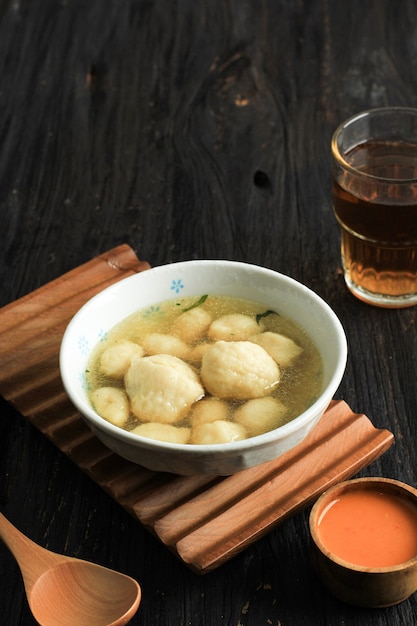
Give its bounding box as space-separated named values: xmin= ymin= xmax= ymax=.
xmin=332 ymin=139 xmax=417 ymax=307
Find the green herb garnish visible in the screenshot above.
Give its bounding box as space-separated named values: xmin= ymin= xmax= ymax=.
xmin=256 ymin=309 xmax=279 ymax=325
xmin=182 ymin=295 xmax=208 ymax=312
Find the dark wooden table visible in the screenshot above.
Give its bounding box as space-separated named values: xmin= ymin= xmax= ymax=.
xmin=1 ymin=1 xmax=417 ymax=624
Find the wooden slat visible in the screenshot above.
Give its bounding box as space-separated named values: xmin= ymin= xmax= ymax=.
xmin=0 ymin=245 xmax=394 ymax=573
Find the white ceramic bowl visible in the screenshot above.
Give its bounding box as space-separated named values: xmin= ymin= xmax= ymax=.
xmin=60 ymin=260 xmax=347 ymax=475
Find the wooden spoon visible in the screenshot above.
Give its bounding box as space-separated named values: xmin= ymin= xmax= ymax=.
xmin=0 ymin=512 xmax=141 ymax=625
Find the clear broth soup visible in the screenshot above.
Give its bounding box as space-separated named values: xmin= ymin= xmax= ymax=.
xmin=86 ymin=295 xmax=323 ymax=445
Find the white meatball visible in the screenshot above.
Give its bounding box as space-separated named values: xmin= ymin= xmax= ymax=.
xmin=99 ymin=340 xmax=143 ymax=378
xmin=249 ymin=331 xmax=303 ymax=366
xmin=189 ymin=398 xmax=230 ymax=427
xmin=125 ymin=354 xmax=204 ymax=424
xmin=142 ymin=333 xmax=189 ymax=359
xmin=233 ymin=397 xmax=288 ymax=437
xmin=172 ymin=307 xmax=212 ymax=343
xmin=191 ymin=420 xmax=247 ymax=445
xmin=201 ymin=340 xmax=280 ymax=399
xmin=91 ymin=387 xmax=130 ymax=427
xmin=208 ymin=314 xmax=261 ymax=342
xmin=131 ymin=422 xmax=191 ymax=444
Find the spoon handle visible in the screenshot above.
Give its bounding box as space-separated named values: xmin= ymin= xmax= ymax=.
xmin=0 ymin=512 xmax=66 ymax=591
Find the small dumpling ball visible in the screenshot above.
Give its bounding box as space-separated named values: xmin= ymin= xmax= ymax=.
xmin=172 ymin=307 xmax=212 ymax=343
xmin=189 ymin=398 xmax=230 ymax=427
xmin=131 ymin=422 xmax=191 ymax=444
xmin=208 ymin=314 xmax=261 ymax=342
xmin=249 ymin=332 xmax=303 ymax=367
xmin=201 ymin=340 xmax=280 ymax=399
xmin=190 ymin=420 xmax=247 ymax=444
xmin=91 ymin=387 xmax=130 ymax=427
xmin=142 ymin=332 xmax=189 ymax=359
xmin=125 ymin=354 xmax=204 ymax=424
xmin=99 ymin=340 xmax=144 ymax=378
xmin=233 ymin=396 xmax=288 ymax=437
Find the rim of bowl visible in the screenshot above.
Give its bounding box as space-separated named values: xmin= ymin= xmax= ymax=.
xmin=309 ymin=477 xmax=417 ymax=573
xmin=60 ymin=260 xmax=348 ymax=455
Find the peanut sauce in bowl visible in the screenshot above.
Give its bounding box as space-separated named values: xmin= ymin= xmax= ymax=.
xmin=309 ymin=478 xmax=417 ymax=607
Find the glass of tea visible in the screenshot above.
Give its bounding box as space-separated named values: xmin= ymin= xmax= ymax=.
xmin=332 ymin=107 xmax=417 ymax=308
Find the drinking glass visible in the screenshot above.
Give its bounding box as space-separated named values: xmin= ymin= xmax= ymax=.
xmin=332 ymin=107 xmax=417 ymax=308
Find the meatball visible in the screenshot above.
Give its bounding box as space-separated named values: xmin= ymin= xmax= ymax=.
xmin=190 ymin=420 xmax=247 ymax=444
xmin=131 ymin=422 xmax=191 ymax=444
xmin=172 ymin=307 xmax=212 ymax=343
xmin=99 ymin=340 xmax=143 ymax=378
xmin=91 ymin=387 xmax=130 ymax=427
xmin=208 ymin=314 xmax=261 ymax=342
xmin=142 ymin=332 xmax=189 ymax=359
xmin=249 ymin=331 xmax=303 ymax=367
xmin=233 ymin=396 xmax=287 ymax=437
xmin=189 ymin=398 xmax=230 ymax=427
xmin=201 ymin=340 xmax=280 ymax=399
xmin=125 ymin=354 xmax=204 ymax=424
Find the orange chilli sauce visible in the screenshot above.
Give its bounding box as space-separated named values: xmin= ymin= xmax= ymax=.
xmin=317 ymin=488 xmax=417 ymax=567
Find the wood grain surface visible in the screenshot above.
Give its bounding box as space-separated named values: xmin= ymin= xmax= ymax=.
xmin=0 ymin=246 xmax=394 ymax=574
xmin=1 ymin=1 xmax=417 ymax=625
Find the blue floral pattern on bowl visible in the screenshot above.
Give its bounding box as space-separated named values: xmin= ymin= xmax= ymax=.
xmin=144 ymin=304 xmax=162 ymax=319
xmin=170 ymin=279 xmax=184 ymax=294
xmin=77 ymin=336 xmax=90 ymax=356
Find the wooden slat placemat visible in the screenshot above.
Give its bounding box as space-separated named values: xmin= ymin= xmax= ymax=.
xmin=0 ymin=245 xmax=394 ymax=573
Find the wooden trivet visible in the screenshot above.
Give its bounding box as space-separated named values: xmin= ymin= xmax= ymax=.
xmin=0 ymin=245 xmax=394 ymax=573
